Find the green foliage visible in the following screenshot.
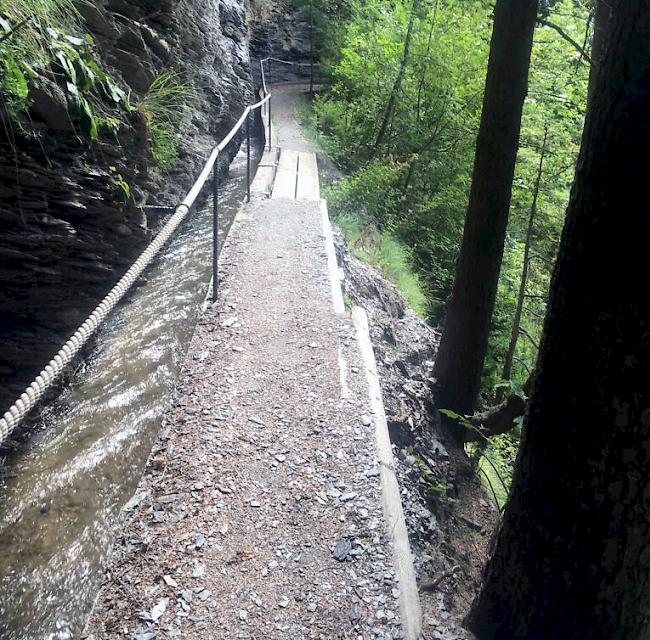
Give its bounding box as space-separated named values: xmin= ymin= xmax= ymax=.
xmin=137 ymin=72 xmax=191 ymax=172
xmin=309 ymin=0 xmax=591 ymax=406
xmin=467 ymin=433 xmax=520 ymax=511
xmin=109 ymin=166 xmax=130 ymax=199
xmin=47 ymin=27 xmax=130 ymax=139
xmin=0 ymin=1 xmax=131 ymax=139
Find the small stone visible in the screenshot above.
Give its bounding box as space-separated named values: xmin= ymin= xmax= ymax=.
xmin=333 ymin=537 xmax=353 ymax=562
xmin=198 ymin=589 xmax=212 ymax=602
xmin=278 ymin=596 xmax=290 ymax=608
xmin=163 ymin=575 xmax=178 ymax=588
xmin=150 ymin=598 xmax=168 ymax=621
xmin=360 ymin=416 xmax=372 ymax=426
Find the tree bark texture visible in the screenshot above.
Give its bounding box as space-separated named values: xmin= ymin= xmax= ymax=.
xmin=433 ymin=0 xmax=539 ymax=416
xmin=467 ymin=3 xmax=650 ymax=638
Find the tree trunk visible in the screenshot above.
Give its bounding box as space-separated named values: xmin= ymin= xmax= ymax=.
xmin=467 ymin=2 xmax=650 ymax=638
xmin=433 ymin=0 xmax=539 ymax=417
xmin=497 ymin=126 xmax=548 ymax=404
xmin=587 ymin=0 xmax=611 ymax=104
xmin=309 ymin=0 xmax=315 ymax=93
xmin=371 ymin=0 xmax=419 ymax=155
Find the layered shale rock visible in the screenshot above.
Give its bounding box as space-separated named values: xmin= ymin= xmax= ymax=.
xmin=0 ymin=0 xmax=253 ymax=410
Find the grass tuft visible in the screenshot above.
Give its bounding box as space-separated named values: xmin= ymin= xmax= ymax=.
xmin=334 ymin=210 xmax=428 ymax=318
xmin=137 ymin=71 xmax=192 ymax=172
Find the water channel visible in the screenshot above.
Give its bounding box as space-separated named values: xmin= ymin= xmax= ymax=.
xmin=0 ymin=140 xmax=261 ymax=640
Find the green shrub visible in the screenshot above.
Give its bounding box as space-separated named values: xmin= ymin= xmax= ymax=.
xmin=0 ymin=1 xmax=130 ymax=137
xmin=137 ymin=71 xmax=192 ymax=172
xmin=325 ymin=159 xmax=407 ymax=226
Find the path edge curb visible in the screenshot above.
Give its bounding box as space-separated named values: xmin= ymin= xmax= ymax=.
xmin=351 ymin=305 xmax=423 ymax=640
xmin=319 ymin=198 xmax=346 ymax=315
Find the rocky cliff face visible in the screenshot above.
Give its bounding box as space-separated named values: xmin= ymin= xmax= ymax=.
xmin=0 ymin=0 xmax=253 ymax=411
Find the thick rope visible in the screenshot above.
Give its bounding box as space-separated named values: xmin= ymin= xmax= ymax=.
xmin=0 ymin=65 xmax=275 ymax=445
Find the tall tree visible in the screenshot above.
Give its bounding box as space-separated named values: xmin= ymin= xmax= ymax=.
xmin=433 ymin=0 xmax=539 ymax=417
xmin=496 ymin=125 xmax=549 ymax=403
xmin=371 ymin=0 xmax=420 ymax=155
xmin=467 ymin=2 xmax=650 ymax=637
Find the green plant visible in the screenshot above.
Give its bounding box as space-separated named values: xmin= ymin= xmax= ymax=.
xmin=137 ymin=71 xmax=191 ymax=172
xmin=0 ymin=2 xmax=131 ymax=138
xmin=109 ymin=166 xmax=130 ymax=199
xmin=47 ymin=28 xmax=130 ymax=139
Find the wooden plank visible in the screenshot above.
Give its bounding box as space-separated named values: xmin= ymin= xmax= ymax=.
xmin=251 ymin=148 xmax=279 ymax=197
xmin=296 ymin=152 xmax=320 ymax=200
xmin=272 ymin=149 xmax=299 ymax=199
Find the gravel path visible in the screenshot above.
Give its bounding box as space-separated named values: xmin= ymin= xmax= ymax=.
xmin=85 ymin=197 xmax=403 ymax=639
xmin=271 ymin=84 xmax=317 ymax=153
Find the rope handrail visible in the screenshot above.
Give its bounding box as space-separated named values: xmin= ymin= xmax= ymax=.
xmin=259 ymin=57 xmax=321 ymax=96
xmin=0 ymin=62 xmax=274 ymax=445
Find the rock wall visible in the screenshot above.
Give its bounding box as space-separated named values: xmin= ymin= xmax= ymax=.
xmin=0 ymin=0 xmax=254 ymax=411
xmin=249 ymin=0 xmax=311 ymax=62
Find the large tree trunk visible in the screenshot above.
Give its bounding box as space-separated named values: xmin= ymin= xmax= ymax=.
xmin=433 ymin=0 xmax=538 ymax=417
xmin=496 ymin=126 xmax=548 ymax=404
xmin=467 ymin=3 xmax=650 ymax=638
xmin=587 ymin=0 xmax=611 ymax=104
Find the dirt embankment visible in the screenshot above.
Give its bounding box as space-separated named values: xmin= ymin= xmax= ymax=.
xmin=334 ymin=228 xmax=498 ymax=638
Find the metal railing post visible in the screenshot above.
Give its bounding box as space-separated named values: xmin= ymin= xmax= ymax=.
xmin=268 ymin=95 xmax=272 ymax=151
xmin=246 ymin=110 xmax=251 ymax=203
xmin=212 ymin=164 xmax=219 ymax=303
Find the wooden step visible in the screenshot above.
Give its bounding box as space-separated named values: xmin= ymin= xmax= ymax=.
xmin=271 ymin=150 xmax=320 ymax=200
xmin=272 ymin=149 xmax=299 ymax=199
xmin=296 ymin=152 xmax=320 ymax=200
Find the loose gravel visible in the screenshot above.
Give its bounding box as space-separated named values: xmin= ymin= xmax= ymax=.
xmin=85 ymin=198 xmax=403 ymax=639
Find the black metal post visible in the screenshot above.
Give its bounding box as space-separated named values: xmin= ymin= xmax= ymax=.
xmin=246 ymin=111 xmax=251 ymax=203
xmin=309 ymin=0 xmax=315 ymax=94
xmin=268 ymin=95 xmax=272 ymax=151
xmin=212 ymin=164 xmax=219 ymax=303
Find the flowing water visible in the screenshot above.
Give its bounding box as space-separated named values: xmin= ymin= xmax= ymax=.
xmin=0 ymin=143 xmax=260 ymax=640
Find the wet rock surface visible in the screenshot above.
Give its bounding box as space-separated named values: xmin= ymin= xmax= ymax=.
xmin=249 ymin=0 xmax=312 ymax=63
xmin=0 ymin=0 xmax=254 ymax=411
xmin=85 ymin=199 xmax=402 ymax=639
